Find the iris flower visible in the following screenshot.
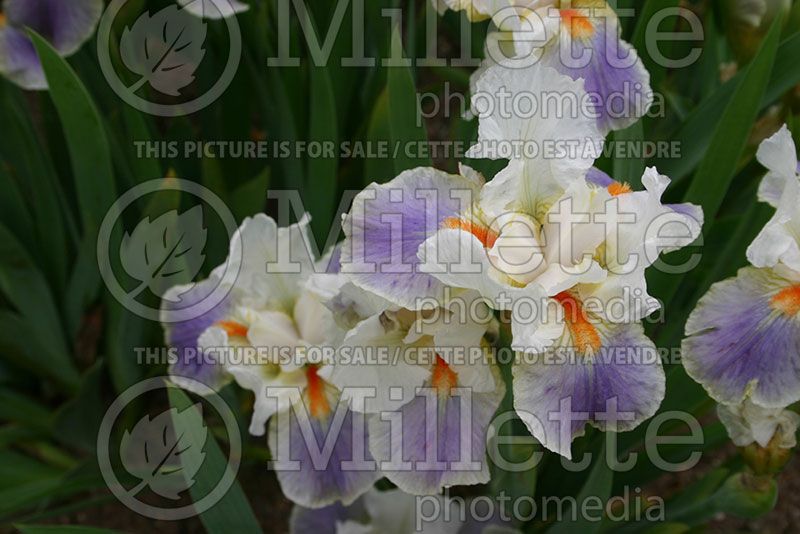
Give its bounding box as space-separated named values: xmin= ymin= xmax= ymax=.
xmin=341 ymin=64 xmax=700 ymax=457
xmin=162 ymin=214 xmax=378 ymax=508
xmin=0 ymin=0 xmax=103 ymax=90
xmin=437 ymin=0 xmax=652 ymax=133
xmin=682 ymin=125 xmax=800 ymax=410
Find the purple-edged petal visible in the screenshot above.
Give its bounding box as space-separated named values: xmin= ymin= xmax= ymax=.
xmin=341 ymin=167 xmax=481 ymax=309
xmin=682 ymin=266 xmax=800 ymax=408
xmin=540 ymin=8 xmax=652 ymax=133
xmin=513 ymin=321 xmax=664 ymax=458
xmin=368 ymin=366 xmax=504 ymax=495
xmin=161 ymin=278 xmax=232 ymax=393
xmin=269 ymin=386 xmax=380 ymax=508
xmin=5 ymin=0 xmax=103 ymax=55
xmin=0 ymin=24 xmax=45 ymax=90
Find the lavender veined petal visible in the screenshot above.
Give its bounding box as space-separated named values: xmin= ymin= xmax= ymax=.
xmin=682 ymin=266 xmax=800 ymax=408
xmin=513 ymin=322 xmax=664 ymax=458
xmin=368 ymin=369 xmax=505 ymax=495
xmin=5 ymin=0 xmax=103 ymax=55
xmin=540 ymin=9 xmax=652 ymax=133
xmin=268 ymin=391 xmax=380 ymax=508
xmin=161 ymin=278 xmax=232 ymax=392
xmin=0 ymin=24 xmax=47 ymax=89
xmin=341 ymin=167 xmax=480 ymax=309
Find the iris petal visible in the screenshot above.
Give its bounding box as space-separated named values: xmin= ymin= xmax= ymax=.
xmin=682 ymin=266 xmax=800 ymax=408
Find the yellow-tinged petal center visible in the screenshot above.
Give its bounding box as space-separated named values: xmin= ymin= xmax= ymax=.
xmin=555 ymin=292 xmax=602 ymax=354
xmin=216 ymin=320 xmax=249 ymax=339
xmin=560 ymin=9 xmax=594 ymax=38
xmin=431 ymin=355 xmax=458 ymax=396
xmin=443 ymin=216 xmax=499 ymax=248
xmin=771 ymin=285 xmax=800 ymax=316
xmin=306 ymin=365 xmax=331 ymax=419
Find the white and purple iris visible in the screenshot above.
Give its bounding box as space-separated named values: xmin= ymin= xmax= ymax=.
xmin=438 ymin=0 xmax=652 ymax=133
xmin=161 ymin=214 xmax=380 ymax=508
xmin=340 ymin=62 xmax=701 ymax=458
xmin=156 ymin=7 xmax=711 ymax=509
xmin=0 ymin=0 xmax=103 ymax=90
xmin=682 ymin=125 xmax=800 ymax=446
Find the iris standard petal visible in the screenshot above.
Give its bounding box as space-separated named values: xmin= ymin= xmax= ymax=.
xmin=755 ymin=124 xmax=798 ymax=208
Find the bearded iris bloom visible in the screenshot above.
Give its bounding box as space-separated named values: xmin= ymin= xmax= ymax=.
xmin=341 ymin=60 xmax=699 ymax=457
xmin=682 ymin=125 xmax=800 ymax=410
xmin=0 ymin=0 xmax=103 ymax=90
xmin=437 ymin=0 xmax=652 ymax=133
xmin=161 ymin=213 xmax=319 ymax=393
xmin=162 ymin=214 xmax=379 ymax=508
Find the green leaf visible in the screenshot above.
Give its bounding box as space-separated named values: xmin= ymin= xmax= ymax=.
xmin=387 ymin=25 xmax=432 ymax=174
xmin=712 ymin=472 xmax=778 ymax=519
xmin=0 ymin=460 xmax=105 ymax=519
xmin=0 ymin=224 xmax=78 ymax=391
xmin=230 ymin=169 xmax=270 ymax=221
xmin=0 ymin=389 xmax=52 ymax=433
xmin=0 ymin=450 xmax=63 ymax=489
xmin=653 ymin=32 xmax=800 ymax=181
xmin=28 ymin=30 xmax=116 ymax=234
xmin=685 ymin=16 xmax=782 ymax=220
xmin=306 ymin=60 xmax=339 ymax=244
xmin=30 ymin=30 xmax=116 ymax=329
xmin=612 ymin=120 xmax=645 ymax=188
xmin=631 ymin=0 xmax=680 ymax=88
xmin=0 ymin=83 xmax=70 ymax=289
xmin=364 ymin=89 xmax=396 ymax=185
xmin=0 ymin=162 xmax=34 ymax=245
xmin=548 ymin=442 xmax=613 ymax=533
xmin=167 ymin=386 xmax=262 ymax=534
xmin=647 ymin=15 xmax=782 ymax=310
xmin=53 ymin=362 xmax=107 ymax=453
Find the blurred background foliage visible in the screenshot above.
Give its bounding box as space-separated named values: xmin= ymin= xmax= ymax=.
xmin=1 ymin=0 xmax=800 ymax=531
